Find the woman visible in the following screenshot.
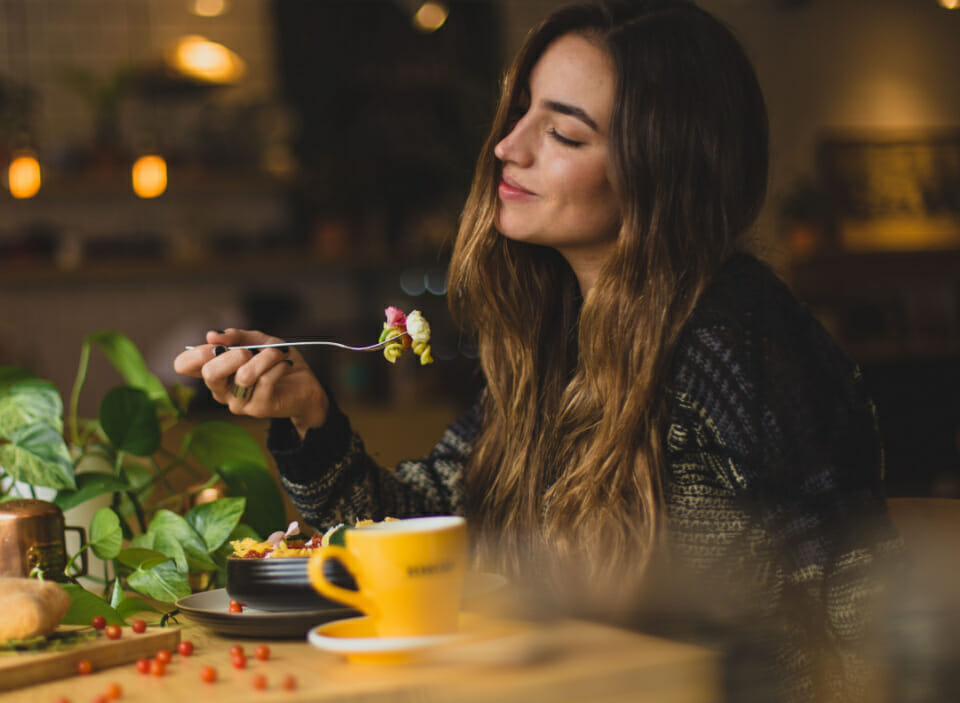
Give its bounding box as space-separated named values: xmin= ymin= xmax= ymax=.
xmin=175 ymin=1 xmax=899 ymax=699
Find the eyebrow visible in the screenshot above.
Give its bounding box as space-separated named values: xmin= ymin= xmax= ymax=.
xmin=542 ymin=99 xmax=599 ymax=132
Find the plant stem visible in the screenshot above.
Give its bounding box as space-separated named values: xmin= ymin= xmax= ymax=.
xmin=149 ymin=474 xmax=220 ymax=512
xmin=155 ymin=446 xmax=203 ymax=480
xmin=65 ymin=543 xmax=90 ymax=575
xmin=68 ymin=340 xmax=92 ymax=445
xmin=116 ymin=452 xmax=147 ymax=534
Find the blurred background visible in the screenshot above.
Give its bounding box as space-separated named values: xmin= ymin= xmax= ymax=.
xmin=0 ymin=0 xmax=958 ymax=494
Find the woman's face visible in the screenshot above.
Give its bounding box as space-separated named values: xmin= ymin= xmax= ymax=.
xmin=494 ymin=33 xmax=620 ymax=287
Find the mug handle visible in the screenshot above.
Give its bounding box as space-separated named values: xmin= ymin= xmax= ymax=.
xmin=65 ymin=526 xmax=89 ymax=577
xmin=307 ymin=546 xmax=378 ymax=617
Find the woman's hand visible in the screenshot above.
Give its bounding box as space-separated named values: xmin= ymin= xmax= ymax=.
xmin=173 ymin=328 xmax=329 ymax=438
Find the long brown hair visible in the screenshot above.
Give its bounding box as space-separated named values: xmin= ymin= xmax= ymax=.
xmin=448 ymin=0 xmax=768 ymax=606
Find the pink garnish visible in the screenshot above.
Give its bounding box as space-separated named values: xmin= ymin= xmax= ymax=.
xmin=266 ymin=521 xmax=300 ymax=547
xmin=384 ymin=306 xmax=407 ymax=328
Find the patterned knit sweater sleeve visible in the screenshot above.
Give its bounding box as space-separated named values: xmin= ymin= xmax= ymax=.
xmin=267 ymin=396 xmax=480 ymax=532
xmin=663 ymin=254 xmax=901 ymax=701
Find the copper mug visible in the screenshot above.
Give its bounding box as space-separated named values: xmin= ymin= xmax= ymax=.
xmin=0 ymin=499 xmax=87 ymax=581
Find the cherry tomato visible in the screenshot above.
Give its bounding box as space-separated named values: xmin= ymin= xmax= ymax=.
xmin=281 ymin=674 xmax=297 ymax=691
xmin=252 ymin=673 xmax=267 ymax=690
xmin=199 ymin=665 xmax=217 ymax=683
xmin=104 ymin=624 xmax=122 ymax=640
xmin=231 ymin=654 xmax=247 ymax=669
xmin=155 ymin=649 xmax=172 ymax=664
xmin=253 ymin=644 xmax=270 ymax=661
xmin=104 ymin=681 xmax=123 ymax=699
xmin=229 ymin=644 xmax=245 ymax=658
xmin=76 ymin=659 xmax=93 ymax=675
xmin=135 ymin=658 xmax=150 ymax=675
xmin=149 ymin=659 xmax=166 ymax=677
xmin=228 ymin=601 xmax=244 ymax=613
xmin=91 ymin=616 xmax=106 ymax=630
xmin=130 ymin=619 xmax=147 ymax=634
xmin=177 ymin=640 xmax=194 ymax=656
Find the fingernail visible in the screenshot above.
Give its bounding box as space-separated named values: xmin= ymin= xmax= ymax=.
xmin=276 ymin=345 xmax=290 ymax=354
xmin=285 ymin=359 xmax=294 ymax=367
xmin=214 ymin=345 xmax=227 ymax=356
xmin=213 ymin=329 xmax=225 ymax=334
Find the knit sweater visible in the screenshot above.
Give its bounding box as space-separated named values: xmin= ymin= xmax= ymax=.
xmin=268 ymin=253 xmax=900 ymax=701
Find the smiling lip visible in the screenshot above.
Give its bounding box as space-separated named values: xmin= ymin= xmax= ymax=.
xmin=498 ymin=174 xmax=536 ymax=201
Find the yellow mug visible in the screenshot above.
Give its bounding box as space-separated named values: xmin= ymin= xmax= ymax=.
xmin=307 ymin=516 xmax=468 ymax=637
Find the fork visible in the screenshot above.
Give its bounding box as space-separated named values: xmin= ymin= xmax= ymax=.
xmin=184 ymin=333 xmax=406 ymax=352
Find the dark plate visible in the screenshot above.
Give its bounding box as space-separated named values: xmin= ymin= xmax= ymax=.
xmin=226 ymin=555 xmax=357 ymax=612
xmin=175 ymin=588 xmax=358 ymax=639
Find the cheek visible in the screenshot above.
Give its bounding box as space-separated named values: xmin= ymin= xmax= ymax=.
xmin=558 ymin=160 xmax=618 ymax=222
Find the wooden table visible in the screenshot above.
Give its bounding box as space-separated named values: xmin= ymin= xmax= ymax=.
xmin=1 ymin=616 xmax=720 ymax=703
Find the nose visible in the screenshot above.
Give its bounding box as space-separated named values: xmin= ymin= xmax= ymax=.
xmin=494 ymin=116 xmax=533 ymax=166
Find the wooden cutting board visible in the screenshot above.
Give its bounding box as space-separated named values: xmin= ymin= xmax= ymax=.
xmin=0 ymin=626 xmax=181 ymax=692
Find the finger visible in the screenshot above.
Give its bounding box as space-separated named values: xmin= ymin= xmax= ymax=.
xmin=232 ymin=357 xmax=295 ymax=418
xmin=231 ymin=346 xmax=291 ymax=388
xmin=174 ymin=345 xmax=217 ymax=377
xmin=202 ymin=348 xmax=256 ymax=400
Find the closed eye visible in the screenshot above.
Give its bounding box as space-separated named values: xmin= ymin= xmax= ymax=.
xmin=548 ymin=128 xmax=584 ymax=147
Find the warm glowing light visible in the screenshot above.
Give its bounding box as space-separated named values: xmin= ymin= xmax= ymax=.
xmin=191 ymin=0 xmax=228 ymax=17
xmin=938 ymin=0 xmax=959 ymax=9
xmin=132 ymin=155 xmax=167 ymax=198
xmin=169 ymin=35 xmax=246 ymax=84
xmin=7 ymin=152 xmax=41 ymax=199
xmin=413 ymin=1 xmax=448 ymax=32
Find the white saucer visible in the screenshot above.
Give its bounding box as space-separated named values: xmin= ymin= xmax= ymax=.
xmin=308 ymin=614 xmax=470 ymax=663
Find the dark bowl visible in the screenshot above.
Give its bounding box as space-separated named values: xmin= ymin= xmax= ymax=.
xmin=226 ymin=556 xmax=357 ymax=612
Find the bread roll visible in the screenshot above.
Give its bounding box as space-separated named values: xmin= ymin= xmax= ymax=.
xmin=0 ymin=577 xmax=72 ymax=641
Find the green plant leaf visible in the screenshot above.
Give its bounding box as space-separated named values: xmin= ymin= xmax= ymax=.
xmin=116 ymin=596 xmax=161 ymax=620
xmin=109 ymin=577 xmax=123 ymax=609
xmin=90 ymin=507 xmax=123 ymax=560
xmin=0 ymin=422 xmax=75 ymax=489
xmin=147 ymin=509 xmax=217 ymax=573
xmin=115 ymin=462 xmax=154 ymax=520
xmin=54 ymin=472 xmax=129 ymax=512
xmin=211 ymin=523 xmax=262 ymax=588
xmin=116 ymin=547 xmax=170 ymax=570
xmin=328 ymin=524 xmax=349 ymax=547
xmin=127 ymin=560 xmax=191 ymax=603
xmin=59 ymin=583 xmax=126 ymax=626
xmin=217 ymin=464 xmax=285 ymax=540
xmin=0 ymin=377 xmax=63 ymax=436
xmin=85 ymin=331 xmax=176 ymax=417
xmin=99 ymin=386 xmax=160 ymax=457
xmin=184 ymin=420 xmax=268 ymax=470
xmin=185 ymin=497 xmax=246 ymax=552
xmin=0 ymin=366 xmax=35 ymax=386
xmin=213 ymin=523 xmax=260 ymax=560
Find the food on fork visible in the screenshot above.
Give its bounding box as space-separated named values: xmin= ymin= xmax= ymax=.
xmin=380 ymin=307 xmax=433 ymax=365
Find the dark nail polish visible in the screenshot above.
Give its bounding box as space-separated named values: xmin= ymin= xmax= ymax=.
xmin=214 ymin=329 xmax=225 ymax=334
xmin=285 ymin=359 xmax=294 ymax=367
xmin=276 ymin=345 xmax=290 ymax=354
xmin=214 ymin=345 xmax=227 ymax=356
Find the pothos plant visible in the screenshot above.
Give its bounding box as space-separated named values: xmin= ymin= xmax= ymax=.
xmin=0 ymin=330 xmax=285 ymax=626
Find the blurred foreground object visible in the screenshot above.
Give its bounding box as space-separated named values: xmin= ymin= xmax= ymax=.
xmin=886 ymin=498 xmax=960 ymax=700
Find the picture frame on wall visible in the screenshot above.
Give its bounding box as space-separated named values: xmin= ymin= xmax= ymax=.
xmin=817 ymin=129 xmax=960 ymax=252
